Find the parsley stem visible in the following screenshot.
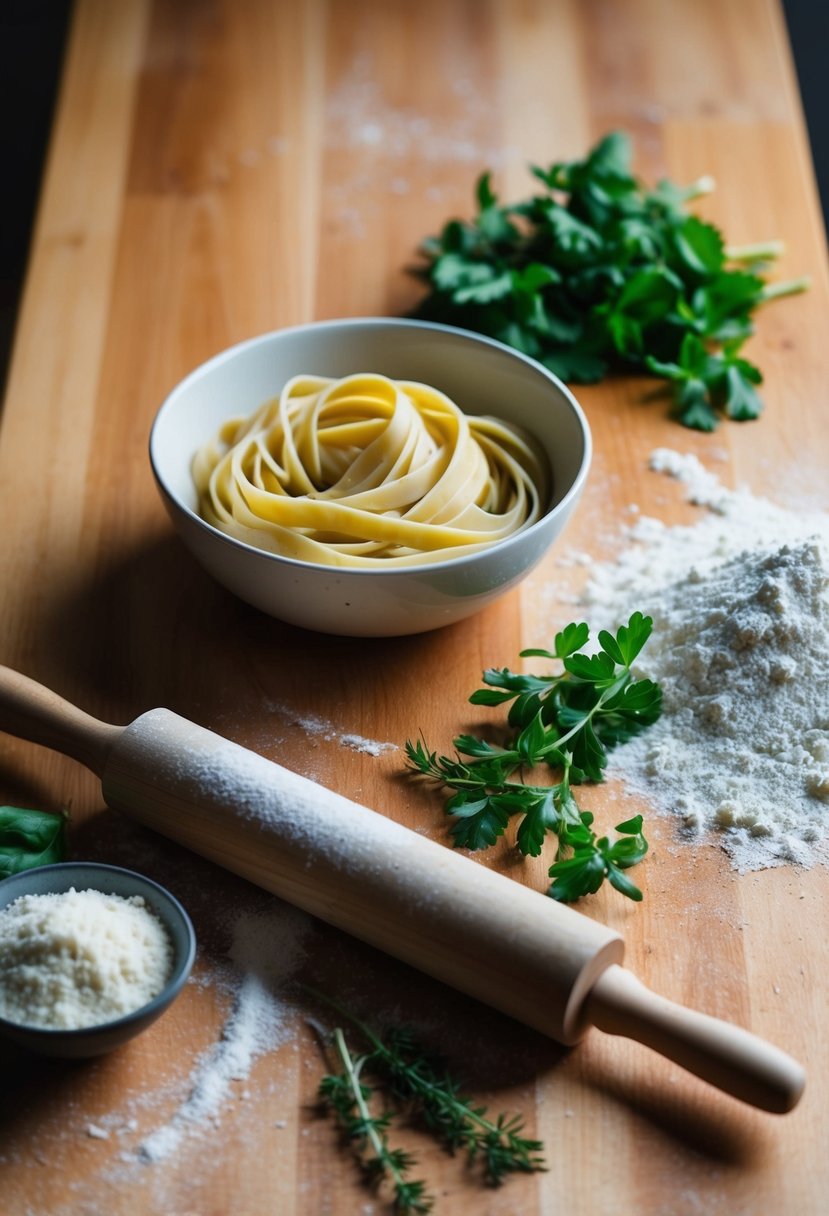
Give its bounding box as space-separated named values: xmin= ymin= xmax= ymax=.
xmin=725 ymin=239 xmax=784 ymax=262
xmin=680 ymin=174 xmax=716 ymax=200
xmin=759 ymin=275 xmax=811 ymax=301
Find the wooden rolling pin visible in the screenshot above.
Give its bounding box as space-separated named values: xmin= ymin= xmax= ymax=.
xmin=0 ymin=666 xmax=805 ymax=1113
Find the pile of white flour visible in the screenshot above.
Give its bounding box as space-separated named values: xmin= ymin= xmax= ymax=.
xmin=582 ymin=449 xmax=829 ymax=872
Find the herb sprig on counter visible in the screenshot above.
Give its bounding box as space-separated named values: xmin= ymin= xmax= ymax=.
xmin=320 ymin=1027 xmax=434 ymax=1214
xmin=411 ymin=131 xmax=808 ymax=430
xmin=315 ymin=992 xmax=545 ymax=1212
xmin=0 ymin=806 xmax=67 ymax=878
xmin=406 ymin=613 xmax=660 ymax=902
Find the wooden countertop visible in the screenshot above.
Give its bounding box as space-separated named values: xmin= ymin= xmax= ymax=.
xmin=1 ymin=1 xmax=827 ymax=1212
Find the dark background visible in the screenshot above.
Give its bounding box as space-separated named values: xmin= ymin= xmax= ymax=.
xmin=0 ymin=0 xmax=826 ymax=393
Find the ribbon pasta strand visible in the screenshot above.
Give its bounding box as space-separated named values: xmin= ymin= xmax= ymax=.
xmin=192 ymin=374 xmax=548 ymax=568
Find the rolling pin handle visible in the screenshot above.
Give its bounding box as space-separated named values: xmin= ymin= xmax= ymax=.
xmin=0 ymin=665 xmax=122 ymax=777
xmin=585 ymin=964 xmax=805 ymax=1113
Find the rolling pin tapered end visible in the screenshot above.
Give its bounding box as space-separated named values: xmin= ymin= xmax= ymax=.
xmin=586 ymin=964 xmax=805 ymax=1114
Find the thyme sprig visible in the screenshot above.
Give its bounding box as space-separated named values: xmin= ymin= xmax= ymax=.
xmin=314 ymin=990 xmax=545 ymax=1207
xmin=352 ymin=1023 xmax=544 ymax=1185
xmin=406 ymin=613 xmax=660 ymax=902
xmin=319 ymin=1028 xmax=433 ymax=1214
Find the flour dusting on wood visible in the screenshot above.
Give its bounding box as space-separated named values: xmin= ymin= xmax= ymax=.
xmin=138 ymin=904 xmax=308 ymax=1163
xmin=580 ymin=450 xmax=829 ymax=872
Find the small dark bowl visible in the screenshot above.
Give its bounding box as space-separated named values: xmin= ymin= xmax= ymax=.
xmin=0 ymin=862 xmax=196 ymax=1058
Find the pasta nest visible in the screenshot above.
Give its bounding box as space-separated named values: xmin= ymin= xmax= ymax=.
xmin=192 ymin=373 xmax=548 ymax=568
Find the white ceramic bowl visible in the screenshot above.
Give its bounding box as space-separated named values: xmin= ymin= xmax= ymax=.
xmin=150 ymin=318 xmax=591 ymax=637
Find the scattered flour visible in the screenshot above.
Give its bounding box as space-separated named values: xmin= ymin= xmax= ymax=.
xmin=582 ymin=449 xmax=829 ymax=872
xmin=321 ymin=52 xmax=516 ymax=238
xmin=138 ymin=904 xmax=308 ymax=1163
xmin=0 ymin=888 xmax=173 ymax=1030
xmin=325 ymin=54 xmax=511 ymax=168
xmin=339 ymin=733 xmax=396 ymax=757
xmin=263 ymin=698 xmax=397 ymax=757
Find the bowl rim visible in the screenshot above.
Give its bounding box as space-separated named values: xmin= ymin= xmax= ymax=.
xmin=0 ymin=861 xmax=196 ymax=1039
xmin=149 ymin=317 xmax=593 ymax=579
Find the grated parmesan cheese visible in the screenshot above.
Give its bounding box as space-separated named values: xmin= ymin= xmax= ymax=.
xmin=0 ymin=887 xmax=173 ymax=1030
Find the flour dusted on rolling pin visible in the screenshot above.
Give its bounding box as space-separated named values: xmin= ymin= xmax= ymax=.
xmin=102 ymin=708 xmax=623 ymax=1047
xmin=106 ymin=710 xmax=410 ymax=871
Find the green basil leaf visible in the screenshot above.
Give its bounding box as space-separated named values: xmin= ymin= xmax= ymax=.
xmin=0 ymin=806 xmax=68 ymax=877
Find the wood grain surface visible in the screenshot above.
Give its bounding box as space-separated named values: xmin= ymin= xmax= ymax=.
xmin=1 ymin=1 xmax=827 ymax=1213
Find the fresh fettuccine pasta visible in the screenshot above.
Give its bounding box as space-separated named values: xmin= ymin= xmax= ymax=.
xmin=192 ymin=373 xmax=548 ymax=568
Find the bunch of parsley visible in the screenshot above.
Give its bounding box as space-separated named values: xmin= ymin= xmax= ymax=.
xmin=411 ymin=131 xmax=807 ymax=430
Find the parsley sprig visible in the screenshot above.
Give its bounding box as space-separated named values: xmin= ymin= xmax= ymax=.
xmin=315 ymin=991 xmax=545 ymax=1210
xmin=412 ymin=131 xmax=808 ymax=430
xmin=406 ymin=613 xmax=660 ymax=902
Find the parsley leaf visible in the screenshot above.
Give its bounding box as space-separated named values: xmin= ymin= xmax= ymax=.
xmin=549 ymin=815 xmax=648 ymax=902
